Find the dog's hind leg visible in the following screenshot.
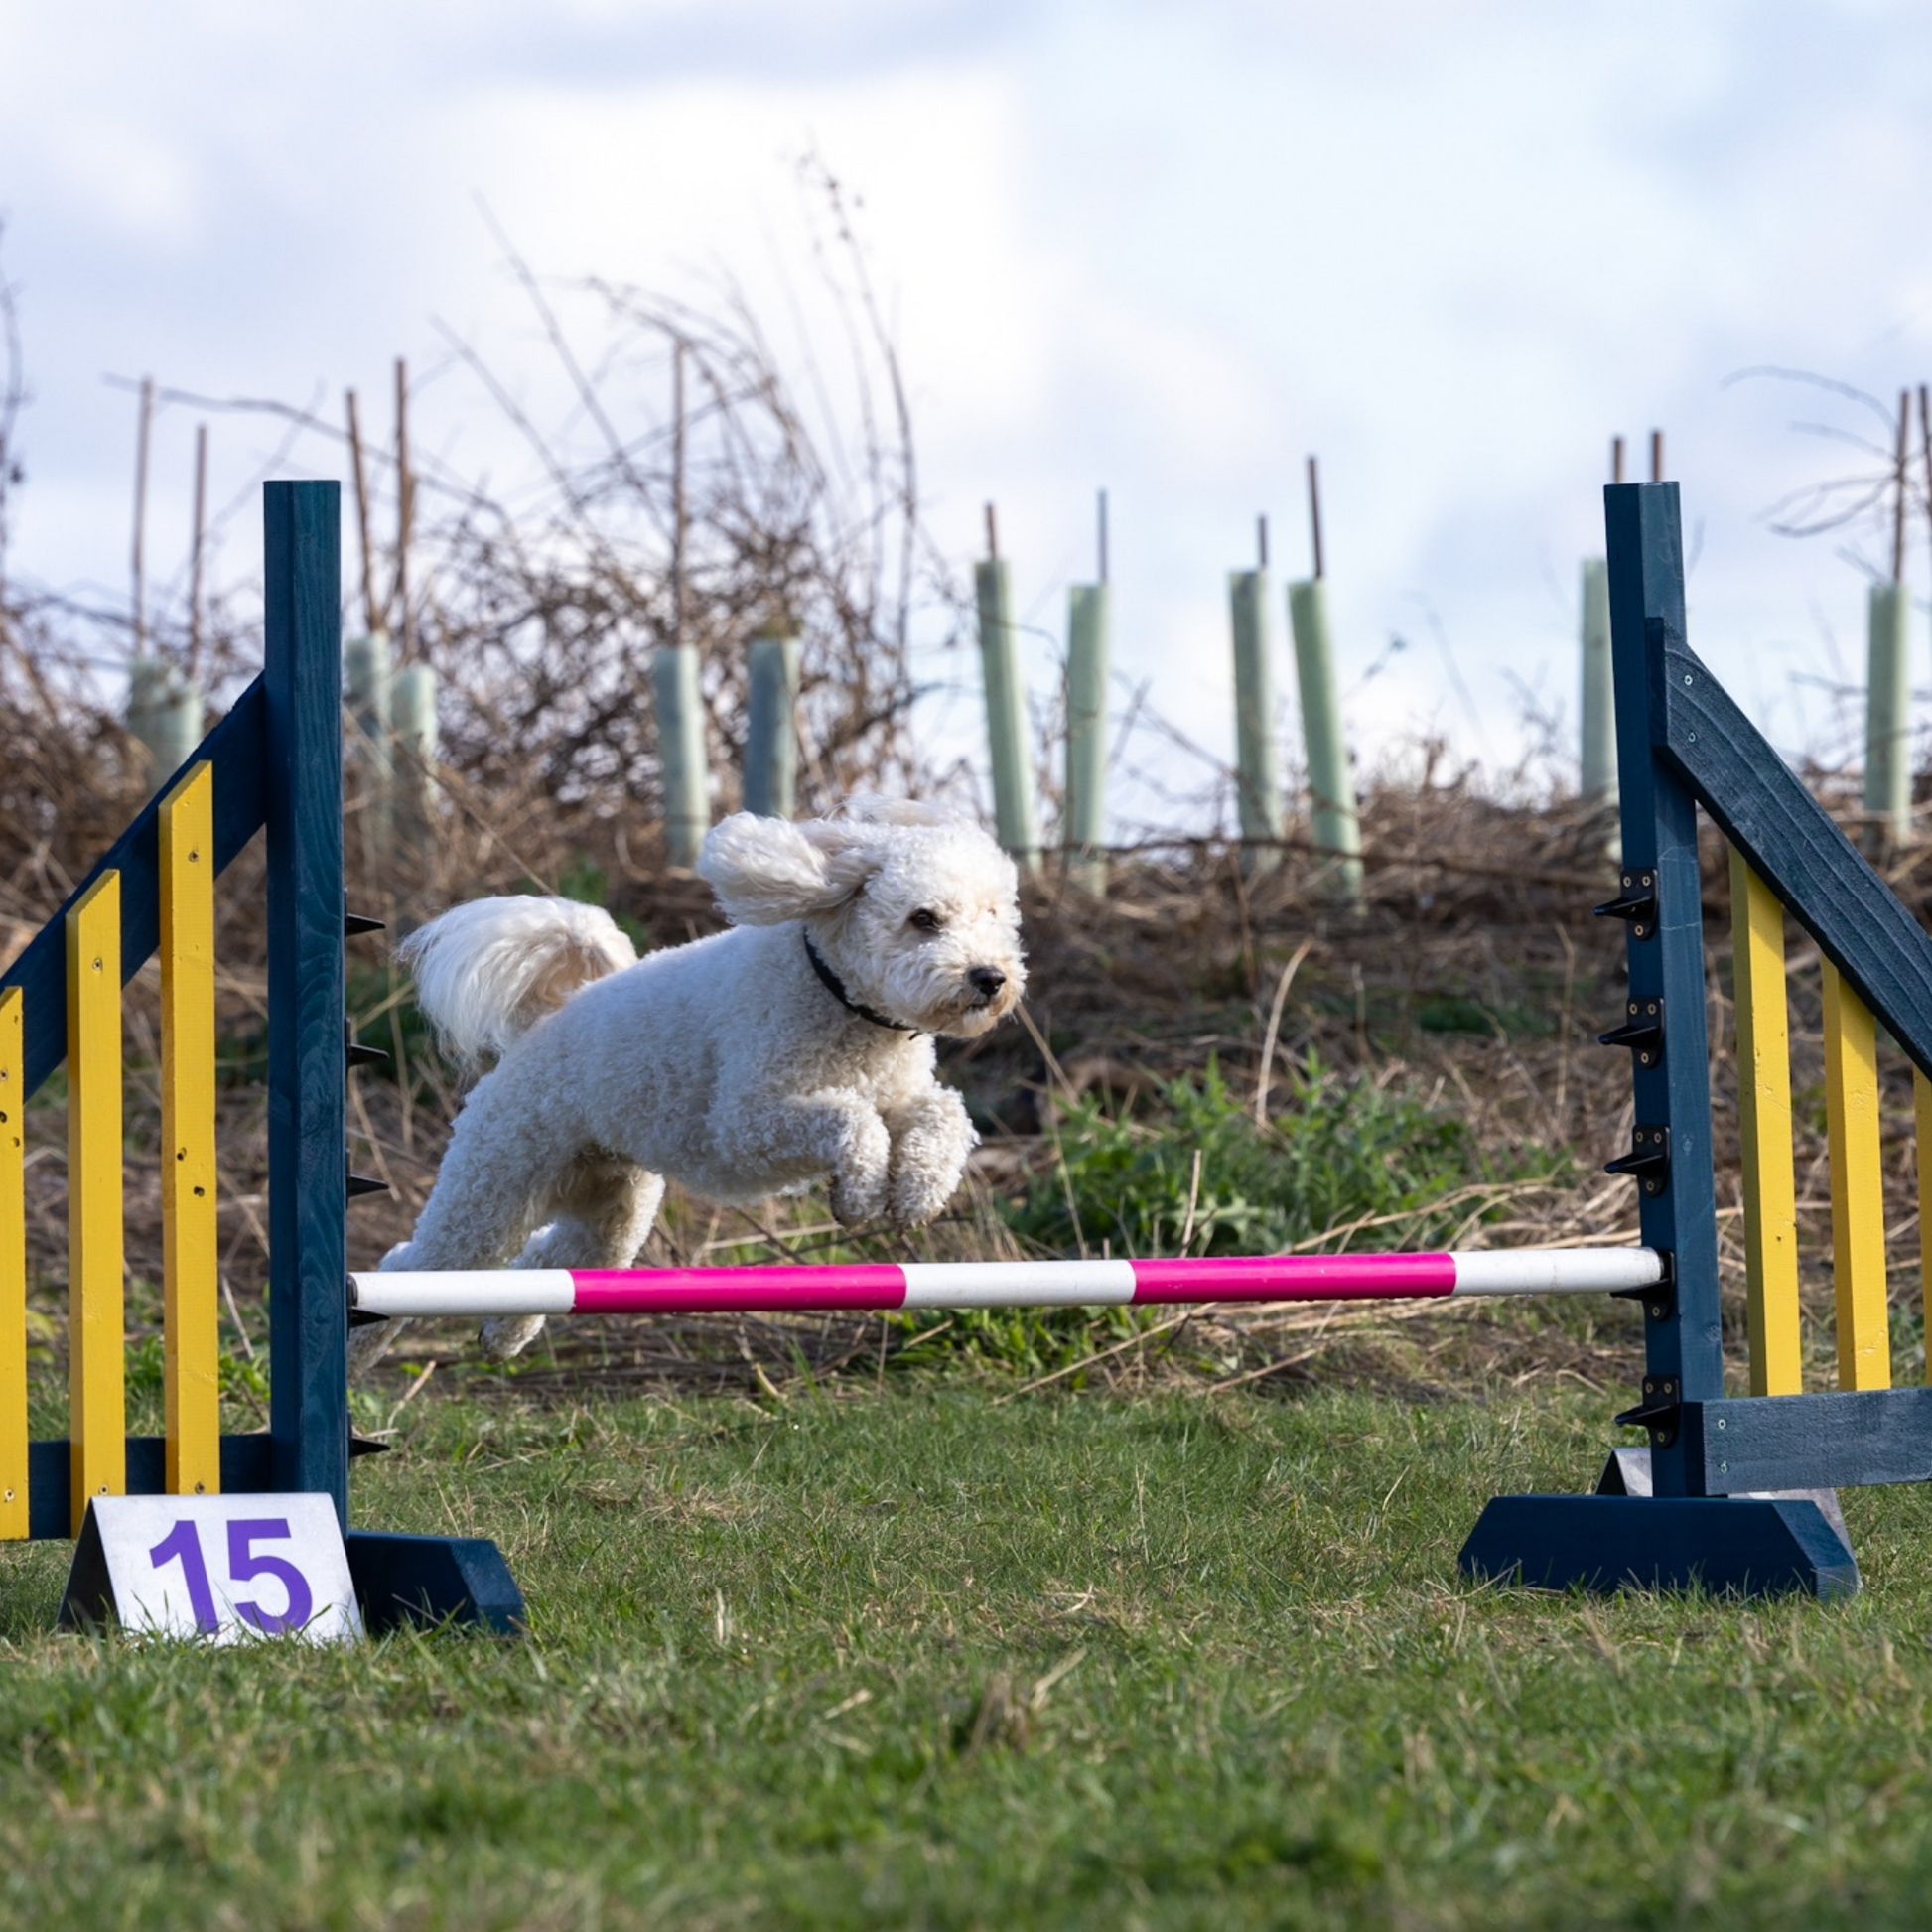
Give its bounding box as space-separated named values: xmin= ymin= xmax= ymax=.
xmin=351 ymin=1073 xmax=576 ymax=1378
xmin=480 ymin=1158 xmax=667 ymax=1361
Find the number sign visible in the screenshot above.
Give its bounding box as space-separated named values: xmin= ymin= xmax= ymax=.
xmin=60 ymin=1493 xmax=363 ymax=1643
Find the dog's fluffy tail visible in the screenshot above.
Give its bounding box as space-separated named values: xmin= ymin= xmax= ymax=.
xmin=398 ymin=896 xmax=636 ymax=1070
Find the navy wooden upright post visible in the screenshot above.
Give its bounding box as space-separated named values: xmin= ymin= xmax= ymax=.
xmin=1458 ymin=481 xmax=1859 ymax=1599
xmin=1602 ymin=482 xmax=1725 ymax=1493
xmin=258 ymin=483 xmax=524 ymax=1630
xmin=263 ymin=483 xmax=349 ymax=1518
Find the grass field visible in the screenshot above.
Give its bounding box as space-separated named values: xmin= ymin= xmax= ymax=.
xmin=4 ymin=1383 xmax=1932 ymax=1928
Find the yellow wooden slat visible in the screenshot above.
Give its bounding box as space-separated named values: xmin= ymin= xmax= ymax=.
xmin=1729 ymin=850 xmax=1802 ymax=1396
xmin=160 ymin=764 xmax=219 ymax=1495
xmin=0 ymin=987 xmax=25 ymax=1537
xmin=1916 ymin=1070 xmax=1932 ymax=1386
xmin=67 ymin=871 xmax=125 ymax=1534
xmin=1822 ymin=961 xmax=1891 ymax=1391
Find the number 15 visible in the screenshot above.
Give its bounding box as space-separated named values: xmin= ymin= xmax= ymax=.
xmin=149 ymin=1517 xmax=316 ymax=1635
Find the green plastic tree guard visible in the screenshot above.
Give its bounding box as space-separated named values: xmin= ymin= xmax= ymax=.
xmin=1581 ymin=558 xmax=1617 ymax=807
xmin=125 ymin=658 xmax=203 ymax=796
xmin=1227 ymin=569 xmax=1283 ymax=871
xmin=1287 ymin=576 xmax=1364 ymax=906
xmin=1064 ymin=583 xmax=1109 ymax=893
xmin=973 ymin=559 xmax=1039 ymax=872
xmin=345 ymin=630 xmax=394 ymax=845
xmin=389 ymin=659 xmax=439 ymax=867
xmin=744 ymin=634 xmax=801 ymax=820
xmin=652 ymin=642 xmax=709 ymax=866
xmin=1865 ymin=581 xmax=1911 ymax=852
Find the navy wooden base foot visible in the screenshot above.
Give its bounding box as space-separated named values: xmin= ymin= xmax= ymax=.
xmin=1458 ymin=1494 xmax=1860 ymax=1601
xmin=345 ymin=1530 xmax=527 ymax=1633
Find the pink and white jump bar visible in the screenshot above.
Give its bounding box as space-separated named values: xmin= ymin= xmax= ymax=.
xmin=350 ymin=1247 xmax=1665 ymax=1319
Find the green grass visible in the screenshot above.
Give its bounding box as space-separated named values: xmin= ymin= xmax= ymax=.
xmin=4 ymin=1386 xmax=1932 ymax=1926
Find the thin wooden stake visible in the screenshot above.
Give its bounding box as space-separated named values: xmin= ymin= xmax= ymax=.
xmin=1893 ymin=387 xmax=1911 ymax=584
xmin=393 ymin=357 xmax=413 ymax=663
xmin=1096 ymin=488 xmax=1108 ymax=584
xmin=1649 ymin=429 xmax=1664 ymax=483
xmin=1918 ymin=385 xmax=1932 ymax=569
xmin=188 ymin=423 xmax=207 ymax=683
xmin=1866 ymin=406 xmax=1913 ymax=847
xmin=985 ymin=500 xmax=999 ymax=563
xmin=1611 ymin=436 xmax=1625 ymax=485
xmin=654 ymin=339 xmax=708 ymax=864
xmin=1307 ymin=456 xmax=1324 ymax=579
xmin=672 ymin=341 xmax=686 ymax=651
xmin=131 ymin=375 xmax=154 ymax=655
xmin=345 ymin=388 xmax=379 ymax=635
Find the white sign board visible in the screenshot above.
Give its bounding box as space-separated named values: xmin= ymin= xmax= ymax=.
xmin=62 ymin=1493 xmax=364 ymax=1645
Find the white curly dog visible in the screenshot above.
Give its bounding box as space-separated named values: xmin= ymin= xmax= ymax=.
xmin=354 ymin=800 xmax=1025 ymax=1369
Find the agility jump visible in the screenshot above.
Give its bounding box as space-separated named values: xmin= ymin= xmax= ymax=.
xmin=0 ymin=483 xmax=522 ymax=1630
xmin=6 ymin=476 xmax=1932 ymax=1626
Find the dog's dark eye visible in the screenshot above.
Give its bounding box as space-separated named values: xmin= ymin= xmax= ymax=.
xmin=908 ymin=908 xmax=943 ymax=932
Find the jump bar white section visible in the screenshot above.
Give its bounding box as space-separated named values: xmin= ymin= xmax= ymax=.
xmin=1449 ymin=1248 xmax=1663 ymax=1296
xmin=900 ymin=1259 xmax=1137 ymax=1309
xmin=351 ymin=1270 xmax=577 ymax=1317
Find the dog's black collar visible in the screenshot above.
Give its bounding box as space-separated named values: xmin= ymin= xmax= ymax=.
xmin=802 ymin=931 xmax=918 ymax=1035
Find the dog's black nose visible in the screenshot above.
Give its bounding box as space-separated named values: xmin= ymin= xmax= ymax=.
xmin=969 ymin=967 xmax=1006 ymax=999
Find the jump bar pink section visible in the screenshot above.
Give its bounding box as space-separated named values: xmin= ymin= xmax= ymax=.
xmin=569 ymin=1264 xmax=907 ymax=1313
xmin=1129 ymin=1253 xmax=1458 ymax=1302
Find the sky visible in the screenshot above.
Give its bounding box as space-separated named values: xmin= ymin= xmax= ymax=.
xmin=4 ymin=0 xmax=1932 ymax=833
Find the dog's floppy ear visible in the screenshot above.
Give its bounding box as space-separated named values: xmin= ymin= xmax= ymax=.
xmin=698 ymin=813 xmax=878 ymax=925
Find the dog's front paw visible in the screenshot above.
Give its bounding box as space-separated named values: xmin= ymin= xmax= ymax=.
xmin=479 ymin=1312 xmax=548 ymax=1361
xmin=826 ymin=1110 xmax=892 ymax=1226
xmin=888 ymin=1164 xmax=959 ymax=1231
xmin=829 ymin=1166 xmax=889 ymax=1227
xmin=886 ymin=1091 xmax=975 ymax=1231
